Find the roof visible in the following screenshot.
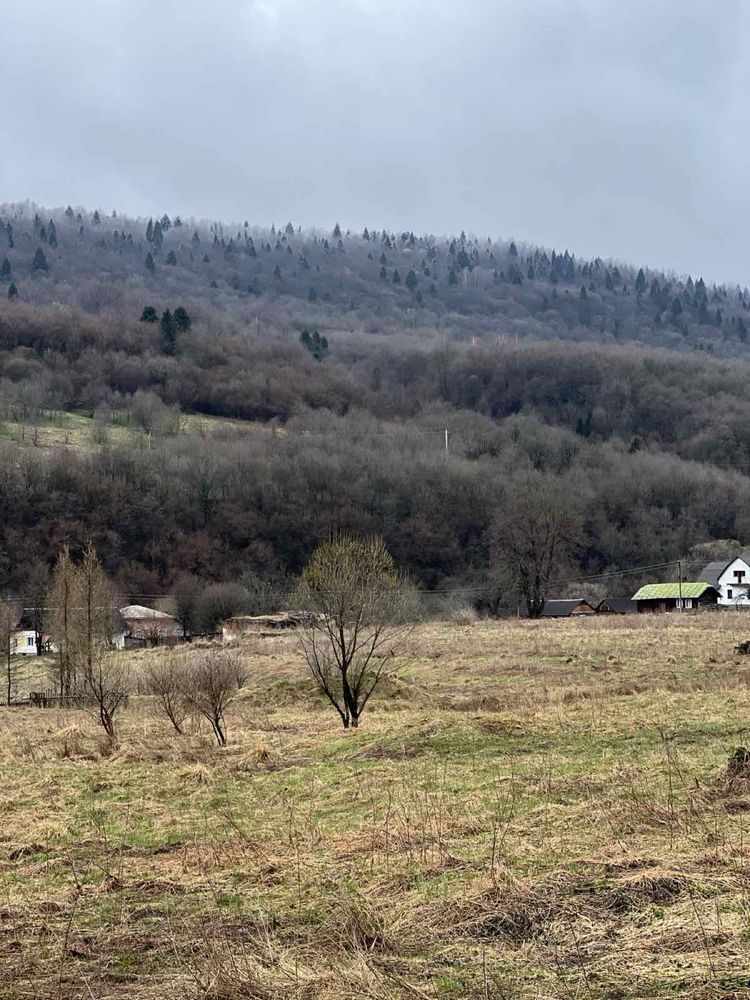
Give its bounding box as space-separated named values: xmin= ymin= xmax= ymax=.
xmin=699 ymin=553 xmax=750 ymax=587
xmin=119 ymin=605 xmax=174 ymax=620
xmin=631 ymin=582 xmax=718 ymax=601
xmin=521 ymin=599 xmax=594 ymax=617
xmin=596 ymin=598 xmax=638 ymax=614
xmin=698 ymin=561 xmax=729 ymax=587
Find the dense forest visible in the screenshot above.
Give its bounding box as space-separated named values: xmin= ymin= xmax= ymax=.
xmin=1 ymin=200 xmax=749 ymax=610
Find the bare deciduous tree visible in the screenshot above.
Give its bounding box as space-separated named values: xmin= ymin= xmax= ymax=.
xmin=71 ymin=541 xmax=117 ymax=678
xmin=26 ymin=560 xmax=50 ymax=655
xmin=185 ymin=649 xmax=247 ymax=745
xmin=0 ymin=599 xmax=21 ymax=705
xmin=80 ymin=643 xmax=129 ymax=742
xmin=49 ymin=546 xmax=76 ymax=698
xmin=491 ymin=474 xmax=580 ymax=619
xmin=143 ymin=653 xmax=189 ymax=734
xmin=295 ymin=535 xmax=416 ymax=730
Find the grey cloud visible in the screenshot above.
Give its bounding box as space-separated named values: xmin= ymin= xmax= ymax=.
xmin=1 ymin=0 xmax=748 ymax=282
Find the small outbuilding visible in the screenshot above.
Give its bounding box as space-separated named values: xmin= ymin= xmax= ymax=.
xmin=630 ymin=582 xmax=720 ymax=613
xmin=520 ymin=599 xmax=596 ymax=618
xmin=596 ymin=598 xmax=638 ymax=615
xmin=223 ymin=612 xmax=308 ymax=642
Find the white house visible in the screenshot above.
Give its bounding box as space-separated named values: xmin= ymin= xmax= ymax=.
xmin=699 ymin=553 xmax=750 ymax=607
xmin=11 ymin=629 xmax=39 ymax=656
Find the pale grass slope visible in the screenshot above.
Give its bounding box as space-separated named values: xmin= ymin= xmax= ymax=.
xmin=1 ymin=616 xmax=750 ymax=998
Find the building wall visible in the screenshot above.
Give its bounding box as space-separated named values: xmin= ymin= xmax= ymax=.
xmin=11 ymin=630 xmax=38 ymax=655
xmin=124 ymin=617 xmax=183 ymax=640
xmin=716 ymin=559 xmax=750 ymax=606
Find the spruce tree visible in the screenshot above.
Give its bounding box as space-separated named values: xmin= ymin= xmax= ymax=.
xmin=333 ymin=223 xmax=341 ymax=239
xmin=140 ymin=305 xmax=158 ymax=323
xmin=405 ymin=269 xmax=417 ymax=291
xmin=635 ymin=268 xmax=647 ymax=294
xmin=160 ymin=310 xmax=177 ymax=355
xmin=47 ymin=220 xmax=58 ymax=247
xmin=166 ymin=250 xmax=177 ymax=265
xmin=174 ymin=306 xmax=191 ymax=332
xmin=0 ymin=258 xmax=10 ymax=280
xmin=144 ymin=252 xmax=156 ymax=273
xmin=32 ymin=248 xmax=49 ymax=271
xmin=146 ymin=219 xmax=154 ymax=242
xmin=7 ymin=282 xmax=17 ymax=300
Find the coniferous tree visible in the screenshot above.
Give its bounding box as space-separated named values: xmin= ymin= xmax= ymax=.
xmin=635 ymin=268 xmax=647 ymax=294
xmin=160 ymin=310 xmax=177 ymax=355
xmin=144 ymin=252 xmax=156 ymax=273
xmin=7 ymin=282 xmax=17 ymax=300
xmin=174 ymin=306 xmax=191 ymax=332
xmin=92 ymin=210 xmax=101 ymax=225
xmin=47 ymin=220 xmax=58 ymax=247
xmin=146 ymin=218 xmax=154 ymax=242
xmin=32 ymin=247 xmax=48 ymax=271
xmin=333 ymin=223 xmax=342 ymax=239
xmin=392 ymin=269 xmax=401 ymax=284
xmin=405 ymin=269 xmax=418 ymax=291
xmin=0 ymin=258 xmax=10 ymax=280
xmin=152 ymin=221 xmax=164 ymax=250
xmin=166 ymin=250 xmax=177 ymax=265
xmin=140 ymin=305 xmax=158 ymax=322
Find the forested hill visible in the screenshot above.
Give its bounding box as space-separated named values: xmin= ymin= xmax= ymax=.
xmin=2 ymin=199 xmax=750 ymax=607
xmin=1 ymin=201 xmax=749 ymax=355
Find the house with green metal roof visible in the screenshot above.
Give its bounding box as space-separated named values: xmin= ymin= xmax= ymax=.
xmin=630 ymin=582 xmax=720 ymax=613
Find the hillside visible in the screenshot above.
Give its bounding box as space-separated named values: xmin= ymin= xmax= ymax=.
xmin=1 ymin=201 xmax=750 ymax=601
xmin=1 ymin=200 xmax=749 ymax=355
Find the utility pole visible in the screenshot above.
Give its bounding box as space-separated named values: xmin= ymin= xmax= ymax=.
xmin=445 ymin=428 xmax=449 ymax=455
xmin=678 ymin=559 xmax=683 ymax=611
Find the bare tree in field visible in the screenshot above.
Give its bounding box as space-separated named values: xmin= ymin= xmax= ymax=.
xmin=0 ymin=599 xmax=21 ymax=705
xmin=143 ymin=653 xmax=189 ymax=733
xmin=295 ymin=535 xmax=416 ymax=730
xmin=491 ymin=475 xmax=580 ymax=619
xmin=70 ymin=541 xmax=117 ymax=679
xmin=185 ymin=649 xmax=247 ymax=745
xmin=171 ymin=573 xmax=203 ymax=641
xmin=80 ymin=644 xmax=129 ymax=742
xmin=26 ymin=561 xmax=50 ymax=656
xmin=49 ymin=546 xmax=76 ymax=697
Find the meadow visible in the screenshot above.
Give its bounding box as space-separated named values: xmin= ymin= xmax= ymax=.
xmin=2 ymin=614 xmax=750 ymax=998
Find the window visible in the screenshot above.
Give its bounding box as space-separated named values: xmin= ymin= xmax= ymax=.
xmin=26 ymin=636 xmax=34 ymax=647
xmin=685 ymin=598 xmax=693 ymax=609
xmin=728 ymin=589 xmax=734 ymax=599
xmin=735 ymin=571 xmax=745 ymax=582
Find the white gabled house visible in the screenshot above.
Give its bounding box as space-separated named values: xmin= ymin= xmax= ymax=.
xmin=11 ymin=629 xmax=39 ymax=656
xmin=699 ymin=553 xmax=750 ymax=607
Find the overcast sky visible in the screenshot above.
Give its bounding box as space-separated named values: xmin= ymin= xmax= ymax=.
xmin=2 ymin=0 xmax=748 ymax=282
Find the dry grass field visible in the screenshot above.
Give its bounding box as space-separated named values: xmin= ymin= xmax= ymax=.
xmin=3 ymin=614 xmax=750 ymax=999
